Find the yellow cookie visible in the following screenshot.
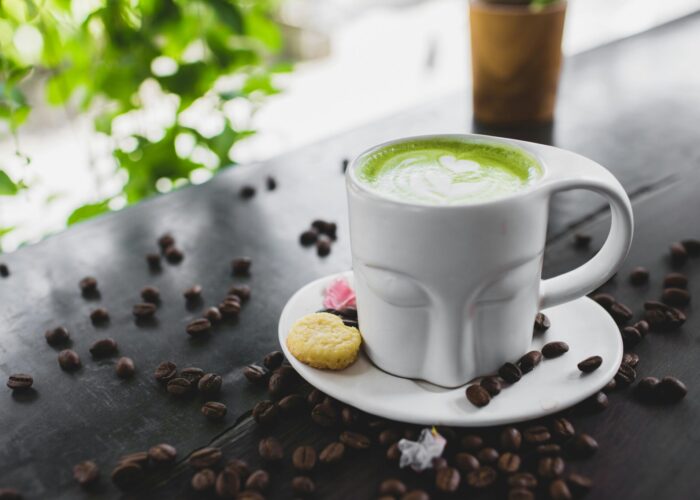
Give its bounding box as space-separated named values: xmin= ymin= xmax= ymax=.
xmin=287 ymin=312 xmax=362 ymax=370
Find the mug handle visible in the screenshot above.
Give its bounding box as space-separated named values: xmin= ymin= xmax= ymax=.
xmin=537 ymin=147 xmax=634 ymax=309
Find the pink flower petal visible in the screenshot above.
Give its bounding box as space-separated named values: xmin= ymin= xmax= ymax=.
xmin=323 ymin=278 xmax=356 ymax=309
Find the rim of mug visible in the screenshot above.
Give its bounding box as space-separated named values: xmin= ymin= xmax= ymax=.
xmin=346 ymin=133 xmax=548 ymax=209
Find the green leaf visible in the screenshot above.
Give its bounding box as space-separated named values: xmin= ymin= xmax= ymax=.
xmin=8 ymin=66 xmax=32 ymax=86
xmin=67 ymin=200 xmax=111 ymax=226
xmin=0 ymin=170 xmax=18 ymax=196
xmin=210 ymin=0 xmax=244 ymax=33
xmin=0 ymin=226 xmax=15 ymax=238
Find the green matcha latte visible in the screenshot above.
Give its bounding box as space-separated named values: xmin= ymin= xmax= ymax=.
xmin=356 ymin=138 xmax=543 ymax=205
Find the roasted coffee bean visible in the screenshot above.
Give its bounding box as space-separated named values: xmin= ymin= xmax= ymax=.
xmin=186 ymin=318 xmax=211 ymax=337
xmin=219 ymin=298 xmax=241 ymax=317
xmin=498 ymin=362 xmax=522 ymax=383
xmin=180 ymin=367 xmax=205 ymax=384
xmin=497 ymin=452 xmax=521 ymax=473
xmin=158 ymin=233 xmax=175 ymax=250
xmin=466 ymin=466 xmax=497 ymax=488
xmin=198 ymin=373 xmax=222 ymax=395
xmin=118 ymin=452 xmax=147 ymax=470
xmin=432 ymin=456 xmax=448 ymax=471
xmin=243 ymin=364 xmax=268 ymax=384
xmin=191 ymin=468 xmax=216 ymax=492
xmin=508 ymin=472 xmax=538 ymax=489
xmin=466 ymin=384 xmax=491 ymax=407
xmin=140 ymin=286 xmax=160 ymax=303
xmin=183 ymin=284 xmax=202 ymax=301
xmin=621 ymin=326 xmax=642 ymax=347
xmin=623 ymin=352 xmax=640 ymax=368
xmin=292 ymin=446 xmax=317 ymax=472
xmin=300 ymin=229 xmax=318 ymax=246
xmin=477 ymin=447 xmax=499 ymax=464
xmin=455 ymin=452 xmax=479 ymax=472
xmin=567 ymin=472 xmax=593 ymax=495
xmin=316 ymin=238 xmax=331 ymax=257
xmin=278 ymin=393 xmax=305 ymax=415
xmin=6 ymin=374 xmax=32 ymax=390
xmin=115 ymin=357 xmax=135 ymax=379
xmin=579 ymin=391 xmax=609 ymax=414
xmin=592 ymin=293 xmax=615 ymax=309
xmin=573 ymin=232 xmax=591 ymax=248
xmin=551 ymin=417 xmax=575 ymax=440
xmin=133 ymin=302 xmax=157 ymax=319
xmin=500 ymin=427 xmax=522 ymax=451
xmin=111 ymin=461 xmax=143 ymax=491
xmin=537 ymin=456 xmax=565 ymax=478
xmin=542 ymin=341 xmax=569 ymax=358
xmin=402 ymin=490 xmax=429 ymax=500
xmin=656 ymin=376 xmax=687 ymax=403
xmin=215 ymin=467 xmax=241 ymax=497
xmin=225 ymin=459 xmax=250 ymax=481
xmin=310 ymin=402 xmax=337 ymax=427
xmin=307 ymin=388 xmax=325 ymax=406
xmin=480 ymin=376 xmax=503 ymax=396
xmin=189 ymin=447 xmax=222 ymax=469
xmin=670 ymin=242 xmax=688 ymax=267
xmin=166 ymin=377 xmax=192 ymax=396
xmin=340 ymin=431 xmax=371 ymax=449
xmin=629 ymin=267 xmax=649 ymax=286
xmin=534 ymin=312 xmax=551 ymax=332
xmin=268 ymin=366 xmax=299 ymax=397
xmin=292 ymin=476 xmax=315 ymax=496
xmin=508 ymin=488 xmax=534 ymax=500
xmin=164 ymin=246 xmax=184 ymax=263
xmin=378 ymin=428 xmax=401 ymax=447
xmin=89 ymin=338 xmax=117 ymax=357
xmin=58 ymin=349 xmax=81 ymax=371
xmin=148 ymin=443 xmax=177 ymax=465
xmin=634 ymin=376 xmax=659 ymax=402
xmin=237 ymin=491 xmax=264 ymax=500
xmin=662 ymin=287 xmax=691 ymax=307
xmin=258 ymin=437 xmax=283 ymax=462
xmin=146 ymin=252 xmax=161 ymax=269
xmin=90 ymin=307 xmax=109 ymax=324
xmin=386 ymin=442 xmax=401 ymax=461
xmin=615 ymin=363 xmax=636 ymax=387
xmin=609 ymin=302 xmax=633 ymax=324
xmin=45 ymin=326 xmax=70 ymax=346
xmin=664 ymin=272 xmax=688 ymax=289
xmin=73 ymin=460 xmax=99 ymax=487
xmin=204 ymin=307 xmax=222 ymax=322
xmin=644 ymin=301 xmax=686 ymax=330
xmin=436 ymin=467 xmax=460 ymax=492
xmin=634 ymin=320 xmax=650 ymax=336
xmin=246 ymin=469 xmax=270 ymax=491
xmin=567 ymin=433 xmax=598 ymax=458
xmin=319 ymin=442 xmax=345 ymax=464
xmin=460 ymin=434 xmax=483 ymax=452
xmin=577 ymin=355 xmax=602 ymax=373
xmin=229 ymin=284 xmax=251 ymax=301
xmin=379 ymin=478 xmax=406 ymax=496
xmin=201 ymin=401 xmax=227 ymax=420
xmin=518 ymin=350 xmax=543 ymax=373
xmin=338 ymin=405 xmax=359 ymax=427
xmin=0 ymin=263 xmax=9 ymax=277
xmin=537 ymin=444 xmax=561 ymax=456
xmin=232 ymin=257 xmax=252 ymax=275
xmin=523 ymin=425 xmax=551 ymax=444
xmin=263 ymin=175 xmax=277 ymax=191
xmin=682 ymin=238 xmax=700 ymax=256
xmin=550 ymin=479 xmax=572 ymax=500
xmin=79 ymin=276 xmax=98 ymax=294
xmin=154 ymin=361 xmax=177 ymax=383
xmin=240 ymin=185 xmax=256 ymax=199
xmin=253 ymin=400 xmax=279 ymax=426
xmin=263 ymin=351 xmax=284 ymax=370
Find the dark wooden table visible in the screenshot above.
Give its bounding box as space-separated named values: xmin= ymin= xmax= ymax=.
xmin=2 ymin=12 xmax=700 ymax=500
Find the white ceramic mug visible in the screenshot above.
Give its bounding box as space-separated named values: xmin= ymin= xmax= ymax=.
xmin=346 ymin=134 xmax=633 ymax=388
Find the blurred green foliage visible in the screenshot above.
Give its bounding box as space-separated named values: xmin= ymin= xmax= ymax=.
xmin=0 ymin=0 xmax=287 ymax=239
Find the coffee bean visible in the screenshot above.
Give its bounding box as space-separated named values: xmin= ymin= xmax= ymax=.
xmin=229 ymin=284 xmax=251 ymax=301
xmin=90 ymin=307 xmax=109 ymax=324
xmin=240 ymin=185 xmax=256 ymax=199
xmin=656 ymin=376 xmax=687 ymax=403
xmin=215 ymin=467 xmax=241 ymax=497
xmin=663 ymin=272 xmax=688 ymax=289
xmin=466 ymin=466 xmax=497 ymax=488
xmin=115 ymin=357 xmax=135 ymax=379
xmin=402 ymin=490 xmax=430 ymax=500
xmin=89 ymin=338 xmax=118 ymax=358
xmin=577 ymin=355 xmax=602 ymax=373
xmin=436 ymin=467 xmax=460 ymax=492
xmin=188 ymin=447 xmax=222 ymax=469
xmin=340 ymin=431 xmax=371 ymax=449
xmin=635 ymin=321 xmax=650 ymax=338
xmin=592 ymin=293 xmax=615 ymax=309
xmin=533 ymin=312 xmax=550 ymax=333
xmin=219 ymin=298 xmax=241 ymax=317
xmin=164 ymin=246 xmax=184 ymax=263
xmin=311 ymin=219 xmax=336 ymax=237
xmin=263 ymin=351 xmax=284 ymax=370
xmin=133 ymin=302 xmax=156 ymax=319
xmin=460 ymin=434 xmax=483 ymax=451
xmin=629 ymin=267 xmax=649 ymax=286
xmin=300 ymin=229 xmax=318 ymax=247
xmin=477 ymin=447 xmax=499 ymax=464
xmin=497 ymin=452 xmax=521 ymax=473
xmin=158 ymin=233 xmax=175 ymax=250
xmin=79 ymin=276 xmax=98 ymax=294
xmin=379 ymin=478 xmax=406 ymax=496
xmin=191 ymin=468 xmax=216 ymax=492
xmin=73 ymin=460 xmax=99 ymax=487
xmin=140 ymin=286 xmax=160 ymax=303
xmin=634 ymin=376 xmax=659 ymax=402
xmin=186 ymin=318 xmax=211 ymax=336
xmin=0 ymin=263 xmax=9 ymax=277
xmin=508 ymin=488 xmax=534 ymax=500
xmin=518 ymin=350 xmax=542 ymax=373
xmin=609 ymin=302 xmax=633 ymax=324
xmin=305 ymin=388 xmax=324 ymax=406
xmin=292 ymin=446 xmax=317 ymax=472
xmin=500 ymin=427 xmax=522 ymax=451
xmin=198 ymin=373 xmax=222 ymax=396
xmin=181 ymin=284 xmax=202 ymax=301
xmin=292 ymin=476 xmax=315 ymax=496
xmin=278 ymin=393 xmax=305 ymax=415
xmin=542 ymin=341 xmax=569 ymax=358
xmin=573 ymin=233 xmax=591 ymax=248
xmin=268 ymin=366 xmax=299 ymax=397
xmin=537 ymin=456 xmax=564 ymax=478
xmin=166 ymin=377 xmax=192 ymax=396
xmin=551 ymin=417 xmax=575 ymax=440
xmin=567 ymin=433 xmax=598 ymax=458
xmin=45 ymin=326 xmax=70 ymax=346
xmin=386 ymin=442 xmax=401 ymax=461
xmin=232 ymin=257 xmax=252 ymax=275
xmin=579 ymin=391 xmax=609 ymax=414
xmin=111 ymin=461 xmax=143 ymax=491
xmin=508 ymin=472 xmax=537 ymax=489
xmin=117 ymin=451 xmax=147 ymax=467
xmin=58 ymin=349 xmax=81 ymax=371
xmin=623 ymin=352 xmax=640 ymax=367
xmin=225 ymin=458 xmax=250 ymax=482
xmin=146 ymin=253 xmax=161 ymax=269
xmin=179 ymin=367 xmax=204 ymax=385
xmin=466 ymin=384 xmax=491 ymax=407
xmin=378 ymin=428 xmax=401 ymax=447
xmin=319 ymin=441 xmax=345 ymax=464
xmin=567 ymin=472 xmax=593 ymax=495
xmin=662 ymin=287 xmax=691 ymax=307
xmin=154 ymin=361 xmax=177 ymax=383
xmin=550 ymin=478 xmax=572 ymax=500
xmin=681 ymin=238 xmax=700 ymax=256
xmin=246 ymin=469 xmax=270 ymax=491
xmin=258 ymin=437 xmax=283 ymax=462
xmin=6 ymin=374 xmax=32 ymax=390
xmin=148 ymin=443 xmax=177 ymax=465
xmin=480 ymin=376 xmax=502 ymax=396
xmin=644 ymin=301 xmax=686 ymax=330
xmin=621 ymin=326 xmax=641 ymax=347
xmin=498 ymin=362 xmax=522 ymax=383
xmin=455 ymin=452 xmax=479 ymax=472
xmin=253 ymin=400 xmax=279 ymax=426
xmin=244 ymin=364 xmax=268 ymax=384
xmin=615 ymin=363 xmax=636 ymax=387
xmin=202 ymin=401 xmax=227 ymax=420
xmin=523 ymin=425 xmax=551 ymax=444
xmin=537 ymin=444 xmax=561 ymax=456
xmin=670 ymin=242 xmax=688 ymax=267
xmin=316 ymin=238 xmax=331 ymax=257
xmin=204 ymin=307 xmax=222 ymax=322
xmin=237 ymin=490 xmax=264 ymax=500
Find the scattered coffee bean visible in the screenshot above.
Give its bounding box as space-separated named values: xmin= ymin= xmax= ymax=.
xmin=246 ymin=469 xmax=270 ymax=491
xmin=292 ymin=476 xmax=315 ymax=496
xmin=379 ymin=428 xmax=401 ymax=447
xmin=537 ymin=444 xmax=561 ymax=456
xmin=402 ymin=490 xmax=429 ymax=500
xmin=663 ymin=272 xmax=688 ymax=289
xmin=215 ymin=467 xmax=240 ymax=497
xmin=198 ymin=373 xmax=222 ymax=396
xmin=300 ymin=229 xmax=318 ymax=247
xmin=634 ymin=320 xmax=650 ymax=336
xmin=258 ymin=437 xmax=283 ymax=462
xmin=579 ymin=391 xmax=609 ymax=414
xmin=240 ymin=185 xmax=256 ymax=199
xmin=454 ymin=452 xmax=480 ymax=472
xmin=567 ymin=433 xmax=598 ymax=458
xmin=115 ymin=357 xmax=135 ymax=379
xmin=186 ymin=318 xmax=211 ymax=336
xmin=477 ymin=447 xmax=499 ymax=464
xmin=191 ymin=468 xmax=216 ymax=492
xmin=140 ymin=286 xmax=160 ymax=303
xmin=6 ymin=374 xmax=32 ymax=391
xmin=164 ymin=246 xmax=184 ymax=263
xmin=89 ymin=338 xmax=118 ymax=358
xmin=265 ymin=175 xmax=277 ymax=191
xmin=307 ymin=388 xmax=325 ymax=406
xmin=533 ymin=312 xmax=550 ymax=332
xmin=0 ymin=263 xmax=9 ymax=277
xmin=203 ymin=307 xmax=222 ymax=322
xmin=432 ymin=457 xmax=448 ymax=471
xmin=508 ymin=472 xmax=537 ymax=489
xmin=500 ymin=427 xmax=522 ymax=451
xmin=477 ymin=376 xmax=501 ymax=397
xmin=243 ymin=364 xmax=268 ymax=384
xmin=154 ymin=361 xmax=177 ymax=383
xmin=180 ymin=367 xmax=204 ymax=384
xmin=551 ymin=417 xmax=575 ymax=440
xmin=662 ymin=287 xmax=691 ymax=307
xmin=229 ymin=284 xmax=251 ymax=301
xmin=146 ymin=253 xmax=161 ymax=269
xmin=278 ymin=393 xmax=305 ymax=415
xmin=263 ymin=351 xmax=284 ymax=370
xmin=268 ymin=366 xmax=299 ymax=397
xmin=45 ymin=326 xmax=70 ymax=346
xmin=231 ymin=257 xmax=252 ymax=275
xmin=629 ymin=267 xmax=649 ymax=286
xmin=253 ymin=400 xmax=279 ymax=426
xmin=460 ymin=434 xmax=483 ymax=452
xmin=498 ymin=362 xmax=522 ymax=383
xmin=312 ymin=220 xmax=337 ymax=239
xmin=183 ymin=284 xmax=203 ymax=301
xmin=621 ymin=326 xmax=642 ymax=347
xmin=609 ymin=302 xmax=633 ymax=324
xmin=497 ymin=452 xmax=521 ymax=473
xmin=319 ymin=442 xmax=345 ymax=464
xmin=292 ymin=446 xmax=317 ymax=472
xmin=670 ymin=242 xmax=688 ymax=267
xmin=644 ymin=300 xmax=686 ymax=330
xmin=188 ymin=447 xmax=222 ymax=469
xmin=226 ymin=458 xmax=250 ymax=481
xmin=158 ymin=233 xmax=175 ymax=250
xmin=73 ymin=460 xmax=99 ymax=487
xmin=466 ymin=384 xmax=491 ymax=407
xmin=379 ymin=478 xmax=406 ymax=496
xmin=202 ymin=401 xmax=227 ymax=420
xmin=386 ymin=442 xmax=401 ymax=461
xmin=634 ymin=376 xmax=659 ymax=402
xmin=550 ymin=478 xmax=572 ymax=500
xmin=656 ymin=376 xmax=687 ymax=403
xmin=508 ymin=488 xmax=534 ymax=500
xmin=111 ymin=461 xmax=143 ymax=491
xmin=58 ymin=349 xmax=81 ymax=371
xmin=681 ymin=238 xmax=700 ymax=256
xmin=166 ymin=377 xmax=192 ymax=396
xmin=90 ymin=307 xmax=109 ymax=324
xmin=542 ymin=341 xmax=569 ymax=358
xmin=466 ymin=466 xmax=497 ymax=488
xmin=592 ymin=293 xmax=615 ymax=309
xmin=133 ymin=302 xmax=156 ymax=319
xmin=316 ymin=238 xmax=331 ymax=257
xmin=148 ymin=443 xmax=177 ymax=465
xmin=537 ymin=456 xmax=565 ymax=478
xmin=523 ymin=425 xmax=551 ymax=444
xmin=623 ymin=352 xmax=640 ymax=367
xmin=578 ymin=355 xmax=602 ymax=373
xmin=340 ymin=431 xmax=371 ymax=449
xmin=219 ymin=298 xmax=241 ymax=317
xmin=518 ymin=350 xmax=542 ymax=373
xmin=615 ymin=363 xmax=636 ymax=387
xmin=237 ymin=490 xmax=264 ymax=500
xmin=79 ymin=276 xmax=98 ymax=295
xmin=436 ymin=467 xmax=461 ymax=492
xmin=573 ymin=233 xmax=591 ymax=248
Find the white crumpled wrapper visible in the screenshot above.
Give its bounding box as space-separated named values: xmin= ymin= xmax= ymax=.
xmin=397 ymin=428 xmax=446 ymax=472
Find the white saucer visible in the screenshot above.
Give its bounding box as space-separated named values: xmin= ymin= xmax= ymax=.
xmin=278 ymin=271 xmax=622 ymax=426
